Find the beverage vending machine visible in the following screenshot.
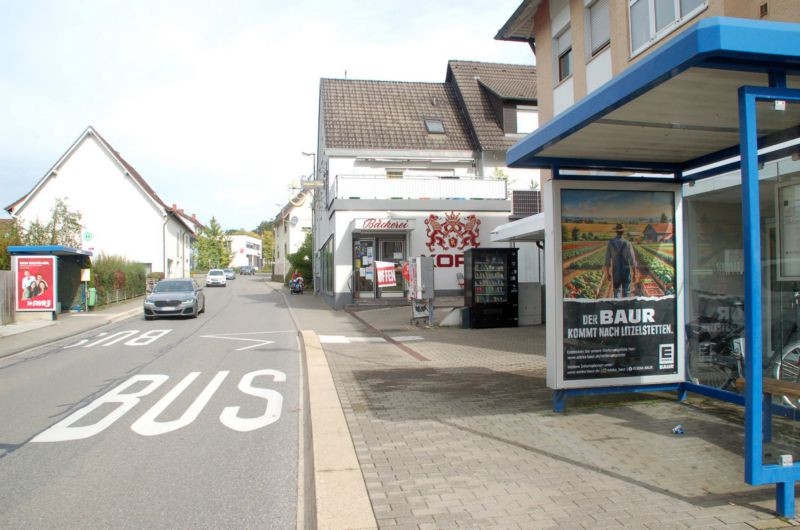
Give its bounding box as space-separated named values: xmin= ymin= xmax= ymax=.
xmin=464 ymin=248 xmax=518 ymax=328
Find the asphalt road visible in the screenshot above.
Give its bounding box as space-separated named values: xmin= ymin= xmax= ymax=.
xmin=0 ymin=276 xmax=301 ymax=529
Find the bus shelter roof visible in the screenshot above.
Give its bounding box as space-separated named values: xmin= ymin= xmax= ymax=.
xmin=7 ymin=245 xmax=93 ymax=257
xmin=507 ymin=17 xmax=800 ymax=179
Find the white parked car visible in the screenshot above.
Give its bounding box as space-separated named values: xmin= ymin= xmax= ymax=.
xmin=206 ymin=268 xmax=227 ymax=287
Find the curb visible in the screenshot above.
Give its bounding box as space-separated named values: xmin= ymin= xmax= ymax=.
xmin=303 ymin=330 xmax=377 ymax=530
xmin=273 ymin=281 xmax=376 ymax=529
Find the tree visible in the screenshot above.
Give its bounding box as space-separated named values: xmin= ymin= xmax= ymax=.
xmin=287 ymin=232 xmax=313 ymax=284
xmin=0 ymin=219 xmax=22 ymax=270
xmin=19 ymin=198 xmax=83 ymax=247
xmin=254 ymin=220 xmax=273 ymax=235
xmin=660 ymin=212 xmax=668 ymax=223
xmin=254 ymin=220 xmax=275 ymax=269
xmin=261 ymin=230 xmax=274 ymax=269
xmin=195 ymin=217 xmax=231 ymax=270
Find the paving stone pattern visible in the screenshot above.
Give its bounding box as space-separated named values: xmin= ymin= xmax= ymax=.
xmin=290 ymin=294 xmax=796 ymax=529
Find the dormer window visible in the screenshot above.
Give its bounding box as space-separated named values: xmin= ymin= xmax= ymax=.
xmin=516 ymin=105 xmax=539 ymax=134
xmin=425 ymin=119 xmax=445 ymax=134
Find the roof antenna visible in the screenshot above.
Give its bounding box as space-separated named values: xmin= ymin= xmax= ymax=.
xmin=344 ymin=70 xmax=347 ymax=79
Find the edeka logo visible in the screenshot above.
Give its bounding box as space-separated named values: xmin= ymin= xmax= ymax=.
xmin=424 ymin=212 xmax=480 ymax=252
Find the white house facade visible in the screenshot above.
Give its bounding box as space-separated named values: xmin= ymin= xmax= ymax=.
xmin=273 ymin=190 xmax=312 ymax=282
xmin=227 ymin=233 xmax=263 ymax=270
xmin=313 ymin=61 xmax=543 ymax=309
xmin=5 ymin=126 xmax=199 ymax=278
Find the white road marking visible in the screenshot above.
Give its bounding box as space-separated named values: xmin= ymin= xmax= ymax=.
xmin=201 ymin=332 xmax=278 ymax=351
xmin=33 ymin=375 xmax=169 ymax=442
xmin=33 ymin=370 xmax=287 ymax=441
xmin=317 ymin=335 xmax=425 ymax=344
xmin=63 ymin=330 xmax=173 ymax=349
xmin=390 ymin=336 xmax=424 ymax=342
xmin=220 ymin=369 xmax=285 ymax=432
xmin=131 ymin=371 xmax=229 ymax=436
xmin=317 ymin=335 xmax=350 ymax=343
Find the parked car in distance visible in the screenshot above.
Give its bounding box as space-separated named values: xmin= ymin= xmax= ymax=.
xmin=144 ymin=278 xmax=205 ymax=320
xmin=206 ymin=268 xmax=227 ymax=287
xmin=224 ymin=267 xmax=236 ymax=280
xmin=239 ymin=266 xmax=254 ymax=275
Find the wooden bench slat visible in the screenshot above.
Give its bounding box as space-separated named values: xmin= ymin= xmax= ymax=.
xmin=735 ymin=377 xmax=800 ymax=399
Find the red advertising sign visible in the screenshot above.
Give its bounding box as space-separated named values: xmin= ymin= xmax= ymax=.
xmin=15 ymin=256 xmax=57 ymax=312
xmin=375 ymin=261 xmax=397 ymax=287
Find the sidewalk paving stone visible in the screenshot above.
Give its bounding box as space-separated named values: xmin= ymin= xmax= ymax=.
xmin=284 ymin=284 xmax=798 ymax=529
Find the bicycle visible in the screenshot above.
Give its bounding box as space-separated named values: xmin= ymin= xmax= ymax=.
xmin=685 ymin=316 xmax=745 ymax=392
xmin=687 ymin=313 xmax=800 ymax=408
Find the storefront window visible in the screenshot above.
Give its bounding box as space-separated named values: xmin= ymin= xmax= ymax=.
xmin=683 ymin=156 xmax=800 ymax=463
xmin=321 ymin=236 xmax=334 ymax=293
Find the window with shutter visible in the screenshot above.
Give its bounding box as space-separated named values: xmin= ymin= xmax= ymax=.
xmin=555 ymin=27 xmax=573 ymax=82
xmin=588 ymin=0 xmax=610 ymax=56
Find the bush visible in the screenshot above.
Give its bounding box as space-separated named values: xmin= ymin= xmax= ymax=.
xmin=287 ymin=233 xmax=313 ymax=286
xmin=92 ymin=255 xmax=147 ymax=306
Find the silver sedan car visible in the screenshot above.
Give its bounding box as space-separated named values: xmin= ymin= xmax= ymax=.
xmin=143 ymin=278 xmax=206 ymax=320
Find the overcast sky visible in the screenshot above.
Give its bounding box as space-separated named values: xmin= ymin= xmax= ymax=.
xmin=0 ymin=0 xmax=533 ymax=231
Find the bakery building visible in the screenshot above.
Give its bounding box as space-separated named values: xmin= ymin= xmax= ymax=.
xmin=311 ymin=60 xmax=542 ymax=309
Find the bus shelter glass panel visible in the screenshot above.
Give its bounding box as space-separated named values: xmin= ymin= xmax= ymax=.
xmin=684 ymin=156 xmax=800 ymax=464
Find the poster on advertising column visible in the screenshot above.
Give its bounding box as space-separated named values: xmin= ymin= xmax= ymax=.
xmin=14 ymin=255 xmax=57 ymax=312
xmin=560 ymin=189 xmax=677 ymax=381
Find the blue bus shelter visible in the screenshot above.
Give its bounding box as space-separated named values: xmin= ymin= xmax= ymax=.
xmin=507 ymin=17 xmax=800 ymax=517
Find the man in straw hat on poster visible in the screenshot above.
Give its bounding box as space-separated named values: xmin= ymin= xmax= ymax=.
xmin=603 ymin=223 xmax=637 ymax=298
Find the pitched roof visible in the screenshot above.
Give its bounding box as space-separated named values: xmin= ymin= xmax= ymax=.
xmin=494 ymin=0 xmax=540 ymax=43
xmin=446 ymin=60 xmax=537 ymax=151
xmin=320 ymin=79 xmax=475 ymax=151
xmin=5 ymin=126 xmax=199 ymax=236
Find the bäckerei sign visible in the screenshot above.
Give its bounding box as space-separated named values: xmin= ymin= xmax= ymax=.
xmin=353 ymin=218 xmax=414 ymax=231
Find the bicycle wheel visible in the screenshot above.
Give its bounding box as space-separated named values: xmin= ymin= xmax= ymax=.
xmin=773 ymin=340 xmax=800 ymax=408
xmin=687 ymin=340 xmax=734 ymax=389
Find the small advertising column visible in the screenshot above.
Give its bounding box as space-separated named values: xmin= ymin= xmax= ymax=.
xmin=13 ymin=255 xmax=58 ymax=319
xmin=545 ymin=181 xmax=684 ymax=410
xmin=405 ymin=257 xmax=434 ymax=326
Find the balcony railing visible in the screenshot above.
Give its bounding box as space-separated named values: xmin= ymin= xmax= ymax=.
xmin=329 ymin=175 xmax=508 ymax=205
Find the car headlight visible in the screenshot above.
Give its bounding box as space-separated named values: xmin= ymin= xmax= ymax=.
xmin=144 ymin=299 xmax=155 ymax=307
xmin=179 ymin=298 xmax=194 ymax=306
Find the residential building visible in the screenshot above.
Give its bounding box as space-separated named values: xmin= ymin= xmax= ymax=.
xmin=228 ymin=233 xmax=263 ymax=270
xmin=273 ymin=189 xmax=312 ymax=282
xmin=312 ymin=60 xmax=542 ymax=309
xmin=5 ymin=126 xmax=199 ymax=278
xmin=496 ymin=0 xmax=800 ymax=126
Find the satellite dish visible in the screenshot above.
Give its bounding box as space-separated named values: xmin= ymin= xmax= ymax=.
xmin=291 ymin=216 xmax=299 ymax=226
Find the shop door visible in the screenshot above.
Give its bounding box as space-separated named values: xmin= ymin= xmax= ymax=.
xmin=378 ymin=239 xmax=405 ymax=298
xmin=353 ymin=239 xmax=375 ymax=299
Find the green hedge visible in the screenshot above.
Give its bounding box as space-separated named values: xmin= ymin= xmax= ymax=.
xmin=91 ymin=255 xmax=147 ymax=306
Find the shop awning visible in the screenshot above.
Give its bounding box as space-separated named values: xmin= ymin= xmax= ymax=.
xmin=507 ymin=17 xmax=800 ymax=179
xmin=490 ymin=212 xmax=544 ymax=242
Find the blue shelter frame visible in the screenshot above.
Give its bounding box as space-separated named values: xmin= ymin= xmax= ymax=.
xmin=507 ymin=17 xmax=800 ymax=516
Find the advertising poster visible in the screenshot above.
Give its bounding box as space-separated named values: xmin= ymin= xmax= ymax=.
xmin=15 ymin=256 xmax=57 ymax=312
xmin=561 ymin=189 xmax=677 ymax=380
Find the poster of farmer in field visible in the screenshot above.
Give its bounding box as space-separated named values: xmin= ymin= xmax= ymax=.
xmin=561 ymin=189 xmax=675 ymax=300
xmin=560 ymin=189 xmax=678 ymax=380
